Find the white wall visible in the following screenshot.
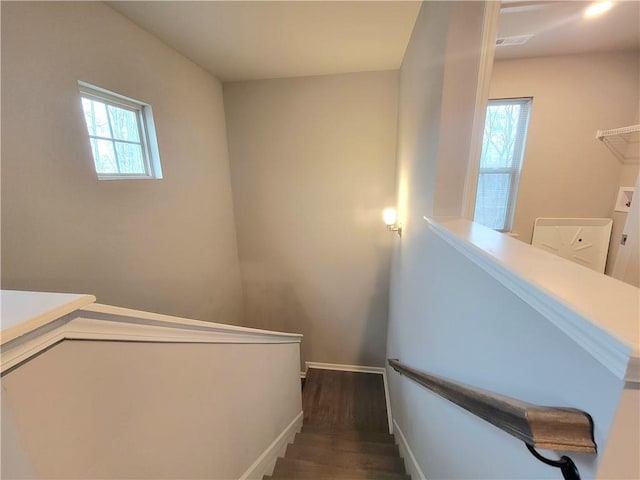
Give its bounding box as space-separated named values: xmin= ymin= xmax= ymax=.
xmin=611 ymin=162 xmax=640 ymax=281
xmin=387 ymin=3 xmax=627 ymax=478
xmin=1 ymin=2 xmax=243 ymax=323
xmin=612 ymin=173 xmax=640 ymax=287
xmin=223 ymin=71 xmax=398 ymax=368
xmin=489 ymin=52 xmax=639 ymax=273
xmin=1 ymin=341 xmax=301 ymax=479
xmin=387 ymin=223 xmax=625 ymax=479
xmin=394 ymin=1 xmax=484 ymax=224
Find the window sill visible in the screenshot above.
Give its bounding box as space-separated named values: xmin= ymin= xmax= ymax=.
xmin=97 ymin=175 xmax=162 ymax=181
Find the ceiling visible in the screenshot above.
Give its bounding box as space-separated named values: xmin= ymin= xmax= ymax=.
xmin=495 ymin=0 xmax=640 ymax=60
xmin=108 ymin=1 xmax=640 ymax=82
xmin=107 ymin=1 xmax=422 ymax=82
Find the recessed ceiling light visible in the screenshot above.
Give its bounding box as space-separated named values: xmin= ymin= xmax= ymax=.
xmin=584 ymin=1 xmax=613 ymax=18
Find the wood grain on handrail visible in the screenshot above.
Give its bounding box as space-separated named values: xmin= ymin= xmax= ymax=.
xmin=388 ymin=359 xmax=596 ymax=453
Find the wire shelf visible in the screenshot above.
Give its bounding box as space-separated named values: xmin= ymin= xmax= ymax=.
xmin=596 ymin=124 xmax=640 ymax=164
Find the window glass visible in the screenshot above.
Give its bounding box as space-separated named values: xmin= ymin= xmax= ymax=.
xmin=115 ymin=142 xmax=145 ymax=173
xmin=474 ymin=98 xmax=532 ymax=232
xmin=82 ymin=98 xmax=110 ymax=138
xmin=475 ymin=173 xmax=512 ymax=230
xmin=482 ymin=103 xmax=522 ymax=169
xmin=79 ymin=82 xmax=162 ymax=180
xmin=108 ymin=105 xmax=140 ymax=142
xmin=90 ymin=138 xmax=118 ymax=174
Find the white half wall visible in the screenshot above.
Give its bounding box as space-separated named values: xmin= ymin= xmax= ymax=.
xmin=223 ymin=71 xmax=398 ymax=368
xmin=387 ymin=220 xmax=628 ymax=479
xmin=1 ymin=2 xmax=243 ymax=323
xmin=1 ymin=341 xmax=302 ymax=479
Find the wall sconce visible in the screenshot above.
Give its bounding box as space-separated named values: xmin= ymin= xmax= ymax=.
xmin=584 ymin=1 xmax=613 ymax=18
xmin=383 ymin=207 xmax=402 ymax=236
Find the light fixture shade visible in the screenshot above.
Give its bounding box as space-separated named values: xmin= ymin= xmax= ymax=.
xmin=383 ymin=207 xmax=397 ymax=226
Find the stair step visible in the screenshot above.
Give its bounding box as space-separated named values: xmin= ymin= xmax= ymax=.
xmin=294 ymin=432 xmax=400 ymax=456
xmin=271 ymin=457 xmax=411 ymax=480
xmin=285 ymin=442 xmax=405 ymax=473
xmin=302 ymin=425 xmax=395 ymax=443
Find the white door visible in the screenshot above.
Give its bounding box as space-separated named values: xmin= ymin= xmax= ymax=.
xmin=612 ymin=173 xmax=640 ymax=287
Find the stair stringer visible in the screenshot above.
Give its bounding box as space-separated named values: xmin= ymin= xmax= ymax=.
xmin=239 ymin=411 xmax=303 ymax=480
xmin=393 ymin=419 xmax=427 ymax=480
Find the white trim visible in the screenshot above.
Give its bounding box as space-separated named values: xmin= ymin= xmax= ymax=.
xmin=1 ymin=315 xmax=301 ymax=374
xmin=300 ymin=371 xmax=306 ymax=379
xmin=1 ymin=322 xmax=71 ymax=374
xmin=1 ymin=291 xmax=96 ymax=344
xmin=82 ymin=303 xmax=302 ymax=340
xmin=238 ymin=411 xmax=303 ymax=480
xmin=393 ymin=419 xmax=427 ymax=480
xmin=305 ymin=361 xmax=385 ymax=375
xmin=382 ymin=368 xmax=393 ymax=434
xmin=462 ymin=0 xmax=500 ymax=220
xmin=2 ymin=298 xmax=302 ymax=374
xmin=78 ymin=80 xmax=146 ymax=109
xmin=424 ymin=217 xmax=638 ymax=382
xmin=67 ymin=316 xmax=300 ymax=345
xmin=305 ymin=362 xmax=393 ymax=433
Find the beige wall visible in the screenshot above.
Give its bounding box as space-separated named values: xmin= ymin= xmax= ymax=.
xmin=598 ymin=387 xmax=640 ymax=478
xmin=1 ymin=341 xmax=301 ymax=479
xmin=1 ymin=2 xmax=243 ymax=323
xmin=223 ymin=71 xmax=398 ymax=368
xmin=490 ymin=52 xmax=639 ymax=273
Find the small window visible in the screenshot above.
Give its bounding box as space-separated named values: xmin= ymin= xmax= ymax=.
xmin=474 ymin=98 xmax=531 ymax=231
xmin=79 ymin=82 xmax=162 ymax=180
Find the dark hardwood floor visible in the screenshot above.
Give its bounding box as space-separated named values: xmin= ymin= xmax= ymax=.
xmin=266 ymin=368 xmax=409 ymax=479
xmin=302 ymin=368 xmax=389 ymax=433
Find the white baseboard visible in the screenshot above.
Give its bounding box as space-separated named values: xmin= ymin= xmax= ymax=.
xmin=305 ymin=361 xmax=385 ymax=375
xmin=382 ymin=367 xmax=393 ymax=435
xmin=393 ymin=419 xmax=427 ymax=480
xmin=238 ymin=411 xmax=303 ymax=480
xmin=305 ymin=362 xmax=393 ymax=434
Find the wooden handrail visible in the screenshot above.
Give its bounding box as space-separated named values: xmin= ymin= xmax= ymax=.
xmin=388 ymin=359 xmax=596 ymax=454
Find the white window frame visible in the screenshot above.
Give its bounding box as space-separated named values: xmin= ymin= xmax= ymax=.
xmin=79 ymin=81 xmax=162 ymax=180
xmin=474 ymin=97 xmax=532 ymax=232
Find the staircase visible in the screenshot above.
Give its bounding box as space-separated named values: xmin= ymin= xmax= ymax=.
xmin=265 ymin=368 xmax=410 ymax=479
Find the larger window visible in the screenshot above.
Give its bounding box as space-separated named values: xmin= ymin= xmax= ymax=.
xmin=474 ymin=98 xmax=532 ymax=231
xmin=79 ymin=82 xmax=162 ymax=180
